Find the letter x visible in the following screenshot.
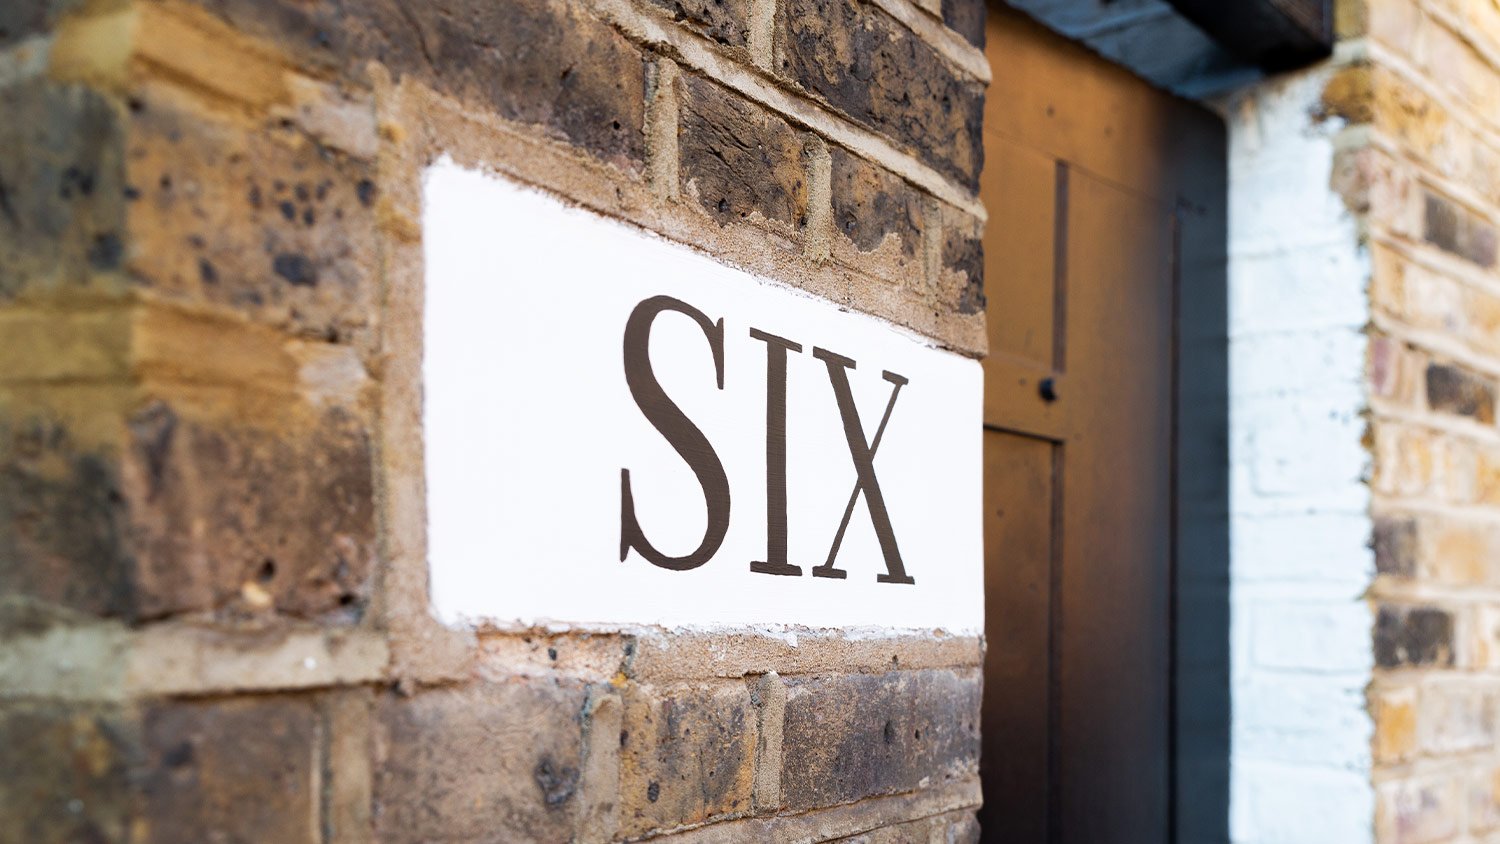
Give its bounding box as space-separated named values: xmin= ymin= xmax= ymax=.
xmin=811 ymin=348 xmax=915 ymax=584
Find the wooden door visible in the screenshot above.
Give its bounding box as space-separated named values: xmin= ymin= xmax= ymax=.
xmin=979 ymin=7 xmax=1229 ymax=843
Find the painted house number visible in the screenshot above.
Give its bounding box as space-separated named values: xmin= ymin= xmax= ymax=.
xmin=620 ymin=294 xmax=915 ymax=585
xmin=421 ymin=160 xmax=982 ymax=632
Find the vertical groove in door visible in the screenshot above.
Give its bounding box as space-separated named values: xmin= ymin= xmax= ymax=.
xmin=1052 ymin=163 xmax=1070 ymax=373
xmin=1167 ymin=206 xmax=1184 ymax=844
xmin=1047 ymin=159 xmax=1070 ymax=844
xmin=1047 ymin=443 xmax=1065 ymax=844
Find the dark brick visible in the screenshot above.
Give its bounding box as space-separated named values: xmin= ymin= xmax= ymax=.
xmin=943 ymin=217 xmax=985 ymax=315
xmin=0 ymin=81 xmax=128 ymax=301
xmin=1373 ymin=515 xmax=1418 ymax=578
xmin=0 ymin=0 xmax=77 ymax=47
xmin=0 ymin=702 xmax=137 ymax=844
xmin=782 ymin=0 xmax=984 ymax=190
xmin=0 ymin=4 xmax=43 ymax=45
xmin=1374 ymin=604 xmax=1455 ymax=669
xmin=645 ymin=0 xmax=754 ymax=47
xmin=941 ymin=0 xmax=986 ymax=48
xmin=680 ymin=75 xmax=808 ymax=228
xmin=375 ymin=681 xmax=592 ymax=843
xmin=125 ymin=96 xmax=379 ymax=343
xmin=189 ymin=0 xmax=646 ymax=171
xmin=1426 ymin=362 xmax=1496 ymax=423
xmin=0 ymin=410 xmax=137 ymax=618
xmin=124 ymin=402 xmax=375 ymax=622
xmin=1424 ymin=191 xmax=1497 ymax=268
xmin=141 ymin=696 xmax=319 ymax=844
xmin=620 ymin=683 xmax=756 ymax=835
xmin=781 ymin=670 xmax=979 ymax=811
xmin=830 ymin=147 xmax=924 ymax=258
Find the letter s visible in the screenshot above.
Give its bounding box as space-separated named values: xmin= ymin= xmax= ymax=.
xmin=619 ymin=295 xmax=731 ymax=571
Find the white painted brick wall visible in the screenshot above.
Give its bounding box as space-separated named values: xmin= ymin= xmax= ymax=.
xmin=1220 ymin=65 xmax=1375 ymax=844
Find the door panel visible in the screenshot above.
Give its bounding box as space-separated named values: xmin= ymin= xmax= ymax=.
xmin=979 ymin=6 xmax=1228 ymax=843
xmin=1054 ymin=168 xmax=1173 ymax=843
xmin=981 ymin=430 xmax=1056 ymax=842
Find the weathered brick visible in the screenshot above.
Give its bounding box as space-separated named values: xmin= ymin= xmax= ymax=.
xmin=941 ymin=0 xmax=986 ymax=48
xmin=1375 ymin=604 xmax=1456 ymax=669
xmin=645 ymin=0 xmax=754 ymax=48
xmin=781 ymin=0 xmax=984 ymax=189
xmin=0 ymin=0 xmax=70 ymax=46
xmin=1373 ymin=514 xmax=1418 ymax=577
xmin=620 ymin=682 xmax=757 ymax=835
xmin=124 ymin=401 xmax=375 ymax=622
xmin=0 ymin=80 xmax=128 ymax=301
xmin=0 ymin=407 xmax=136 ymax=618
xmin=830 ymin=147 xmax=925 ymax=282
xmin=941 ymin=210 xmax=985 ymax=315
xmin=374 ymin=680 xmax=593 ymax=843
xmin=0 ymin=702 xmax=136 ymax=844
xmin=1424 ymin=190 xmax=1497 ymax=268
xmin=190 ymin=0 xmax=646 ymax=171
xmin=140 ymin=696 xmax=320 ymax=843
xmin=679 ymin=75 xmax=808 ymax=229
xmin=125 ymin=94 xmax=380 ymax=344
xmin=781 ymin=670 xmax=979 ymax=811
xmin=1426 ymin=362 xmax=1496 ymax=423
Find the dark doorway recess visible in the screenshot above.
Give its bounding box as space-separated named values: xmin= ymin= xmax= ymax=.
xmin=976 ymin=6 xmax=1229 ymax=843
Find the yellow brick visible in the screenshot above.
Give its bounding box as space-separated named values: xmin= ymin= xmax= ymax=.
xmin=130 ymin=304 xmax=299 ymax=393
xmin=1373 ymin=684 xmax=1418 ymax=765
xmin=1367 ymin=0 xmax=1421 ymax=54
xmin=48 ymin=7 xmax=137 ymax=91
xmin=132 ymin=3 xmax=290 ymax=111
xmin=1423 ymin=519 xmax=1498 ymax=585
xmin=0 ymin=308 xmax=134 ymax=384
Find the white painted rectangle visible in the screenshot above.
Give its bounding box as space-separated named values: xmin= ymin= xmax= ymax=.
xmin=422 ymin=160 xmax=982 ymax=632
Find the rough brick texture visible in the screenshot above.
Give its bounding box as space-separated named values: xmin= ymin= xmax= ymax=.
xmin=621 ymin=682 xmax=757 ymax=834
xmin=0 ymin=408 xmax=136 ymax=617
xmin=124 ymin=93 xmax=383 ymax=343
xmin=124 ymin=402 xmax=375 ymax=622
xmin=781 ymin=0 xmax=984 ymax=189
xmin=829 ymin=146 xmax=925 ymax=284
xmin=0 ymin=0 xmax=986 ymax=837
xmin=140 ymin=696 xmax=321 ymax=843
xmin=181 ymin=0 xmax=646 ymax=171
xmin=0 ymin=80 xmax=128 ymax=300
xmin=782 ymin=670 xmax=981 ymax=810
xmin=645 ymin=0 xmax=755 ymax=48
xmin=0 ymin=702 xmax=136 ymax=844
xmin=374 ymin=681 xmax=593 ymax=842
xmin=680 ymin=75 xmax=808 ymax=229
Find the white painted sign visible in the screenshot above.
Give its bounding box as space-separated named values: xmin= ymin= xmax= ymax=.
xmin=422 ymin=160 xmax=982 ymax=632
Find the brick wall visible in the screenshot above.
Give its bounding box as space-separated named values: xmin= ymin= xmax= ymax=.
xmin=0 ymin=0 xmax=987 ymax=840
xmin=1223 ymin=0 xmax=1500 ymax=841
xmin=1359 ymin=0 xmax=1500 ymax=840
